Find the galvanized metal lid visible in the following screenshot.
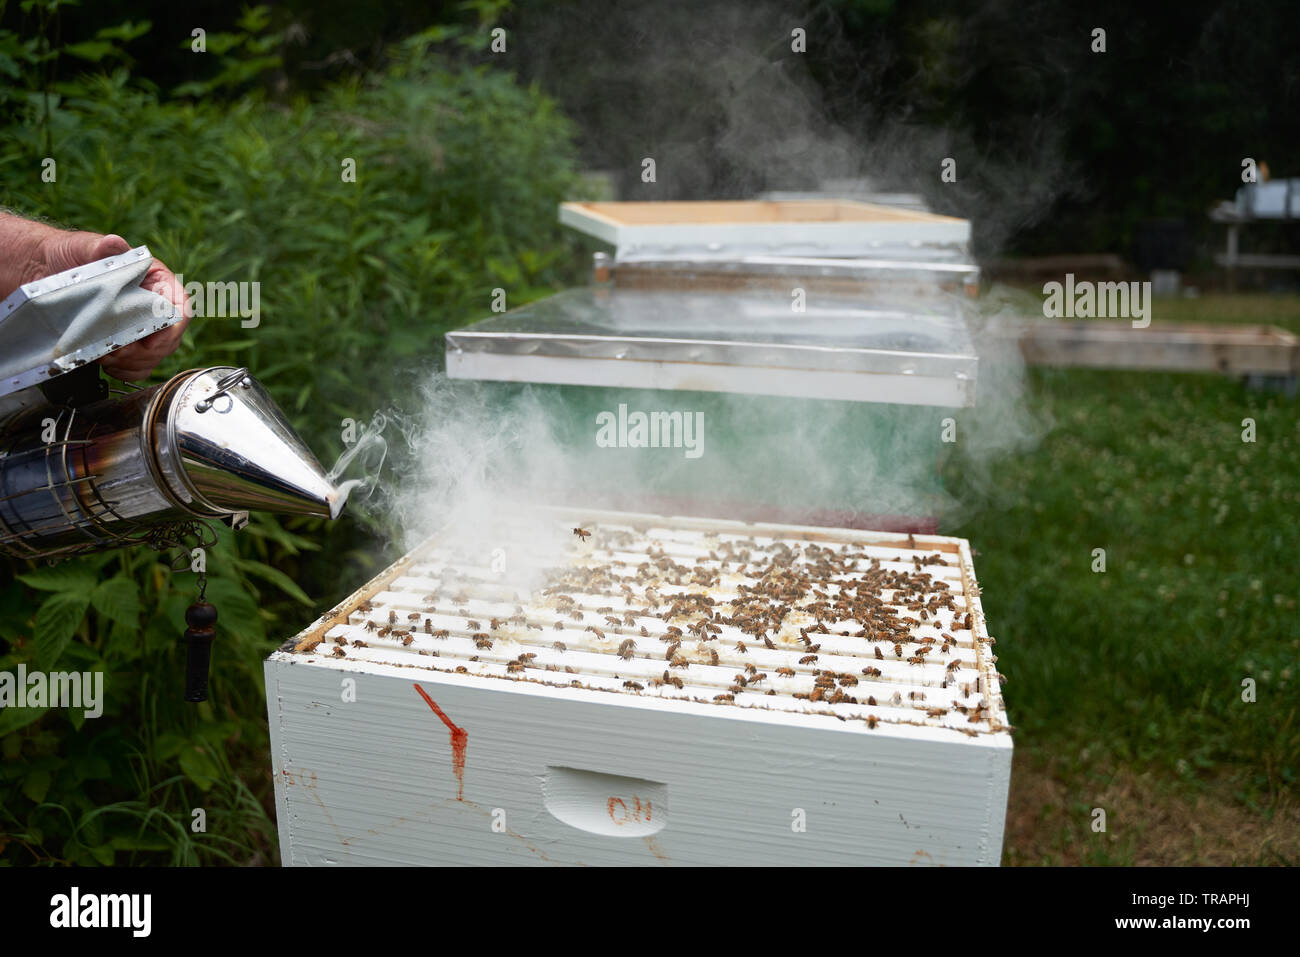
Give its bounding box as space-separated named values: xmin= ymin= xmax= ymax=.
xmin=446 ymin=287 xmax=978 ymax=406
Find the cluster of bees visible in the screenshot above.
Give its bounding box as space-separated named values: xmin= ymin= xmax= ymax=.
xmin=312 ymin=525 xmax=1001 ymax=735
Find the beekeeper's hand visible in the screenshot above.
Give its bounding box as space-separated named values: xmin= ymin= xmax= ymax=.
xmin=0 ymin=212 xmax=190 ymax=381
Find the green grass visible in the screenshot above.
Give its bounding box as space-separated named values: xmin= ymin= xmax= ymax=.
xmin=945 ymin=293 xmax=1300 ymax=863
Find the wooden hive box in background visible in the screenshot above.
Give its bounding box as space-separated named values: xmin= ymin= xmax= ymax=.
xmin=265 ymin=508 xmax=1012 ymax=865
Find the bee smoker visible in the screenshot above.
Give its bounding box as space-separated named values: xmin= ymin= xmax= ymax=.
xmin=0 ymin=246 xmax=342 ymax=700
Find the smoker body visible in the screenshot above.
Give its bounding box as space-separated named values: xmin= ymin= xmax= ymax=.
xmin=267 ymin=508 xmax=1012 ymax=866
xmin=0 ymin=366 xmax=340 ymax=560
xmin=0 ymin=248 xmax=341 ymax=560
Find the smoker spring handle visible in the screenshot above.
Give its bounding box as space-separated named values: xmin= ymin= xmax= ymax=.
xmin=194 ymin=368 xmax=251 ymax=413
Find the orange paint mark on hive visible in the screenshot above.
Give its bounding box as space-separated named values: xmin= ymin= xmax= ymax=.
xmin=413 ymin=683 xmax=468 ymax=800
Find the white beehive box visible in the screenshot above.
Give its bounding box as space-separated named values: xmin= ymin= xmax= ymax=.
xmin=266 ymin=508 xmax=1012 ymax=866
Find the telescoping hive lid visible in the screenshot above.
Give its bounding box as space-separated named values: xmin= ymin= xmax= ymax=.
xmin=266 ymin=506 xmax=1011 ymax=866
xmin=559 ymin=200 xmax=971 ymax=260
xmin=445 ymin=286 xmax=978 ymax=406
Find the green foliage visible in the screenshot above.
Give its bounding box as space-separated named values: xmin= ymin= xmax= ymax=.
xmin=946 ymin=296 xmax=1300 ymax=815
xmin=0 ymin=7 xmax=583 ymax=864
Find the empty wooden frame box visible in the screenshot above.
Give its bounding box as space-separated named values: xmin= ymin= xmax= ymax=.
xmin=266 ymin=508 xmax=1012 ymax=865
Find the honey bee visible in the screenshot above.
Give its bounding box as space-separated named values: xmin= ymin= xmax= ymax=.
xmin=909 ymin=691 xmax=926 ymax=701
xmin=809 ymin=688 xmax=825 ymax=702
xmin=907 ymin=656 xmax=925 ymax=665
xmin=963 ymin=613 xmax=973 ymax=631
xmin=402 ymin=635 xmax=414 ymax=646
xmin=839 ymin=674 xmax=858 ymax=687
xmin=573 ymin=527 xmax=591 ymax=542
xmin=709 ymin=650 xmax=720 ymax=666
xmin=605 ymin=616 xmax=623 ymax=628
xmin=874 ymin=646 xmax=884 ymax=660
xmin=640 ymin=625 xmax=650 ymax=637
xmin=378 ymin=626 xmax=392 ymax=638
xmin=519 ymin=652 xmax=537 ymax=663
xmin=776 ymin=667 xmax=795 ymax=677
xmin=926 ymin=707 xmax=947 ymax=718
xmin=431 ymin=629 xmax=449 ymax=639
xmin=554 ymin=620 xmax=564 ymax=631
xmin=867 ymin=696 xmax=877 ymax=706
xmin=553 ymin=641 xmax=567 ymax=652
xmin=735 ymin=641 xmax=748 ymax=654
xmin=894 ymin=643 xmax=903 ymax=658
xmin=799 ymin=654 xmax=818 ymax=665
xmin=473 ymin=635 xmax=492 ymax=649
xmin=763 ymin=637 xmax=775 ymax=650
xmin=352 ymin=639 xmax=368 ymax=648
xmin=466 ymin=620 xmax=481 ymax=630
xmin=733 ymin=673 xmax=749 ymax=687
xmin=388 ymin=611 xmax=398 ymax=625
xmin=332 ymin=646 xmax=347 ymax=658
xmin=569 ymin=610 xmax=585 ymax=621
xmin=618 ymin=638 xmax=636 ymax=660
xmin=490 ymin=618 xmax=503 ymax=630
xmin=750 ymin=672 xmax=767 ymax=684
xmin=669 ymin=655 xmax=689 ymax=669
xmin=587 ymin=625 xmax=606 ymax=641
xmin=862 ymin=666 xmax=882 ymax=678
xmin=507 ymin=661 xmax=525 ymax=673
xmin=623 ymin=681 xmax=644 ymax=691
xmin=359 ymin=600 xmax=374 ymax=613
xmin=623 ymin=612 xmax=637 ymax=627
xmin=364 ymin=620 xmax=378 ymax=632
xmin=946 ymin=659 xmax=960 ymax=672
xmin=407 ymin=612 xmax=421 ymax=622
xmin=714 ymin=693 xmax=734 ymax=703
xmin=665 ymin=625 xmax=683 ymax=638
xmin=867 ymin=715 xmax=878 ymax=729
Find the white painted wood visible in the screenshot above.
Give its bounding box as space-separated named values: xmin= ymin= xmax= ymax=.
xmin=267 ymin=507 xmax=1011 ymax=866
xmin=558 ymin=201 xmax=972 ymax=253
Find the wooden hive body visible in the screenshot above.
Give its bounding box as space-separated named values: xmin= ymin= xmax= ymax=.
xmin=266 ymin=508 xmax=1011 ymax=866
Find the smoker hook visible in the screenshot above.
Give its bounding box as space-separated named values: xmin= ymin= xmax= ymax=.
xmin=194 ymin=368 xmax=251 ymax=413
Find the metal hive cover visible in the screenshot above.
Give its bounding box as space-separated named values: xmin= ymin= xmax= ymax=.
xmin=445 ymin=287 xmax=978 ymax=406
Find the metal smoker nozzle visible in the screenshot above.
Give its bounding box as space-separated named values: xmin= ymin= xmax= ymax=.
xmin=0 ymin=366 xmax=340 ymax=561
xmin=155 ymin=366 xmax=340 ymax=521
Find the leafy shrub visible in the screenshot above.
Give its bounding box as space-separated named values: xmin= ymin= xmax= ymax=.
xmin=0 ymin=7 xmax=583 ymax=864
